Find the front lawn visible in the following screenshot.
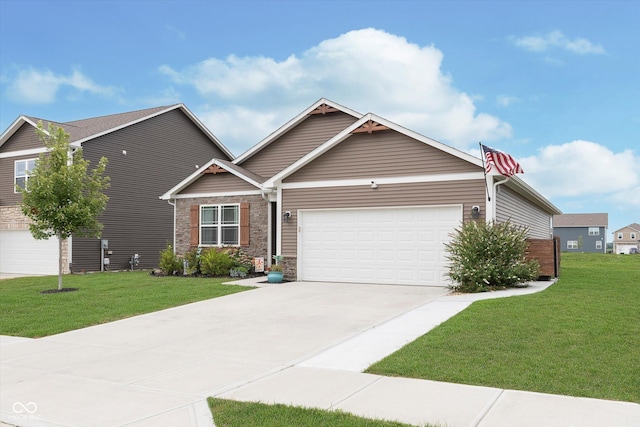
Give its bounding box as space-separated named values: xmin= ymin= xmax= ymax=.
xmin=208 ymin=398 xmax=417 ymax=427
xmin=0 ymin=271 xmax=252 ymax=337
xmin=367 ymin=253 xmax=640 ymax=403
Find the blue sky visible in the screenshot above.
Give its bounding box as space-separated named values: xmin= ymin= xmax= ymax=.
xmin=1 ymin=0 xmax=638 ymax=240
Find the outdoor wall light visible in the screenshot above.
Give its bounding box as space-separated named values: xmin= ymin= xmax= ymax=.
xmin=371 ymin=181 xmax=378 ymax=189
xmin=471 ymin=205 xmax=481 ymax=219
xmin=283 ymin=211 xmax=292 ymax=223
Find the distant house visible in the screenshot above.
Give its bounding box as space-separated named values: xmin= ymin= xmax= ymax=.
xmin=553 ymin=213 xmax=608 ymax=253
xmin=0 ymin=105 xmax=232 ymax=275
xmin=161 ymin=98 xmax=561 ymax=286
xmin=612 ymin=223 xmax=640 ymax=254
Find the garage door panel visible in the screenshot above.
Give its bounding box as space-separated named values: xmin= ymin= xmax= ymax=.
xmin=0 ymin=230 xmax=59 ymax=275
xmin=299 ymin=206 xmax=461 ymax=286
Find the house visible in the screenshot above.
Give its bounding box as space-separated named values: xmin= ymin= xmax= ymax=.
xmin=553 ymin=213 xmax=608 ymax=253
xmin=612 ymin=223 xmax=640 ymax=254
xmin=161 ymin=98 xmax=561 ymax=286
xmin=0 ymin=105 xmax=233 ymax=275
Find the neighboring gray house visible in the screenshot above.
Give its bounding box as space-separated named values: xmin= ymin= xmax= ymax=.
xmin=553 ymin=213 xmax=608 ymax=253
xmin=612 ymin=223 xmax=640 ymax=254
xmin=0 ymin=105 xmax=233 ymax=274
xmin=161 ymin=98 xmax=561 ymax=286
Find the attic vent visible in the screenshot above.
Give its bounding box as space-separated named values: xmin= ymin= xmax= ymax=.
xmin=202 ymin=164 xmax=228 ymax=174
xmin=309 ymin=103 xmax=340 ymax=115
xmin=351 ymin=119 xmax=390 ymax=134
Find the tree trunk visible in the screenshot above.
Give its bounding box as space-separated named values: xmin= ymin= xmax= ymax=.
xmin=58 ymin=234 xmax=64 ymax=291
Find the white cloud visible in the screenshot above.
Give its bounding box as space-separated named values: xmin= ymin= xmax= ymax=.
xmin=510 ymin=31 xmax=605 ymax=54
xmin=160 ymin=28 xmax=511 ymax=151
xmin=520 ymin=140 xmax=639 ymax=207
xmin=165 ymin=25 xmax=186 ymax=41
xmin=6 ymin=68 xmax=118 ymax=104
xmin=139 ymin=86 xmax=182 ymax=106
xmin=496 ymin=95 xmax=518 ymax=107
xmin=197 ymin=105 xmax=285 ymax=155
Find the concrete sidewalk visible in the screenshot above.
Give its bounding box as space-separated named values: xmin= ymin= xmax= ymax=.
xmin=220 ymin=280 xmax=640 ymax=427
xmin=1 ymin=279 xmax=639 ymax=427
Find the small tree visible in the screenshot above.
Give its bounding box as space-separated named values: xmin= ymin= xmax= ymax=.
xmin=445 ymin=220 xmax=539 ymax=293
xmin=19 ymin=122 xmax=110 ymax=291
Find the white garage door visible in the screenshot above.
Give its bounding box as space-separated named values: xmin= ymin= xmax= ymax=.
xmin=298 ymin=205 xmax=462 ymax=286
xmin=0 ymin=230 xmax=59 ymax=275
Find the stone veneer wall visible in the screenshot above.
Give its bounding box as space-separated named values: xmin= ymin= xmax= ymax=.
xmin=175 ymin=195 xmax=269 ymax=262
xmin=0 ymin=206 xmax=70 ymax=273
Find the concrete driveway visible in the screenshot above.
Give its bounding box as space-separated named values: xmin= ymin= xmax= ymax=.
xmin=0 ymin=281 xmax=448 ymax=426
xmin=4 ymin=280 xmax=639 ymax=427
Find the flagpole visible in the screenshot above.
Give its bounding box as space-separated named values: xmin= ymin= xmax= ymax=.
xmin=479 ymin=142 xmax=491 ymax=201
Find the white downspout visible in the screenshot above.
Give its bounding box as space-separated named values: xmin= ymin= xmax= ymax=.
xmin=276 ymin=186 xmax=283 ymax=259
xmin=261 ymin=189 xmax=273 ymax=264
xmin=167 ymin=199 xmax=176 ymax=252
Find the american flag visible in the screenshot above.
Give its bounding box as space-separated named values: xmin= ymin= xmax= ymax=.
xmin=481 ymin=144 xmax=524 ymax=177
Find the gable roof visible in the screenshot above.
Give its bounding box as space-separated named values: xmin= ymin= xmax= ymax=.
xmin=1 ymin=104 xmax=234 ymax=159
xmin=160 ymin=158 xmax=265 ymax=200
xmin=613 ymin=223 xmax=640 ymax=234
xmin=262 ymin=112 xmax=484 ymax=188
xmin=232 ymin=98 xmax=363 ymax=165
xmin=553 ymin=213 xmax=608 ymax=228
xmin=158 ymin=98 xmax=560 ymax=217
xmin=260 ymin=110 xmax=560 ymax=215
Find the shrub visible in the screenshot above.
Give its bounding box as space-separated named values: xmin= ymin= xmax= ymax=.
xmin=445 ymin=220 xmax=539 ymax=292
xmin=200 ymin=248 xmax=236 ymax=277
xmin=183 ymin=247 xmax=203 ymax=275
xmin=159 ymin=244 xmax=184 ymax=275
xmin=226 ymin=247 xmax=254 ymax=272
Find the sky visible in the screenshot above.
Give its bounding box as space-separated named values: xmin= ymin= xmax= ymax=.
xmin=1 ymin=0 xmax=638 ymax=241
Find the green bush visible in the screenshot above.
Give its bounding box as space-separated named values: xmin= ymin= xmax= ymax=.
xmin=200 ymin=248 xmax=236 ymax=277
xmin=227 ymin=247 xmax=254 ymax=271
xmin=159 ymin=244 xmax=184 ymax=275
xmin=183 ymin=247 xmax=203 ymax=275
xmin=445 ymin=220 xmax=539 ymax=292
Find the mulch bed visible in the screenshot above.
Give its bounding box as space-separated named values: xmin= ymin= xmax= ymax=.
xmin=40 ymin=288 xmax=79 ymax=294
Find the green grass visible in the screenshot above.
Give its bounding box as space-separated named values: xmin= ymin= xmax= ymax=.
xmin=0 ymin=271 xmax=252 ymax=337
xmin=367 ymin=253 xmax=640 ymax=403
xmin=208 ymin=398 xmax=418 ymax=427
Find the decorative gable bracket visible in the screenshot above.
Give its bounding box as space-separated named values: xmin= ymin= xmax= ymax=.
xmin=202 ymin=164 xmax=228 ymax=174
xmin=351 ymin=119 xmax=390 ymax=134
xmin=309 ymin=103 xmax=340 ymax=115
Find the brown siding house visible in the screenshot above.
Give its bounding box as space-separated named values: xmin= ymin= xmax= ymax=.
xmin=161 ymin=98 xmax=561 ymax=287
xmin=0 ymin=104 xmax=232 ymax=275
xmin=612 ymin=223 xmax=640 ymax=254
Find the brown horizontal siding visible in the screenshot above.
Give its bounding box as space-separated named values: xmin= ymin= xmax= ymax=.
xmin=180 ymin=172 xmax=258 ymax=194
xmin=1 ymin=123 xmax=42 ymax=151
xmin=0 ymin=153 xmax=47 ymax=206
xmin=285 ymin=130 xmax=481 ymax=182
xmin=281 ymin=180 xmax=486 ymax=256
xmin=496 ymin=185 xmax=552 ymax=239
xmin=239 ymin=112 xmax=358 ymax=178
xmin=0 ymin=124 xmax=48 ymax=206
xmin=71 ymin=109 xmax=230 ymax=272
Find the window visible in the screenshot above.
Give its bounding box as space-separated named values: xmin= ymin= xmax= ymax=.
xmin=596 ymin=240 xmax=602 ymax=250
xmin=14 ymin=159 xmax=36 ymax=192
xmin=632 ymin=233 xmax=637 ymax=240
xmin=567 ymin=241 xmax=578 ymax=249
xmin=588 ymin=227 xmax=599 ymax=236
xmin=618 ymin=233 xmax=623 ymax=240
xmin=200 ymin=205 xmax=240 ymax=246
